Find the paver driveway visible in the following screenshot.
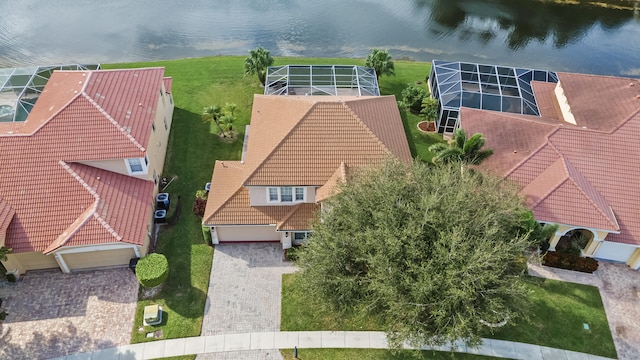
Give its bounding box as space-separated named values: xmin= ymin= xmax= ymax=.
xmin=0 ymin=268 xmax=138 ymax=360
xmin=198 ymin=243 xmax=296 ymax=360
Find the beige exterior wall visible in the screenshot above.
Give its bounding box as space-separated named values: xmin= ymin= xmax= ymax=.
xmin=1 ymin=251 xmax=58 ymax=274
xmin=216 ymin=225 xmax=280 ymax=242
xmin=554 ymin=82 xmax=577 ymax=125
xmin=62 ymin=247 xmax=136 ymax=270
xmin=78 ymin=158 xmax=130 ymax=177
xmin=248 ymin=186 xmax=316 ymax=206
xmin=627 ymin=248 xmax=640 ymax=269
xmin=146 ymin=90 xmax=174 ymax=188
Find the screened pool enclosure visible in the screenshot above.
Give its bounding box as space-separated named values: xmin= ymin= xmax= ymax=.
xmin=429 ymin=60 xmax=558 ymax=134
xmin=265 ymin=65 xmax=380 ymax=96
xmin=0 ymin=64 xmax=100 ymax=122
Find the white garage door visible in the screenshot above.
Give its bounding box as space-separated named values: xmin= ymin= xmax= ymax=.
xmin=216 ymin=226 xmax=280 ymax=242
xmin=595 ymin=241 xmax=637 ymax=263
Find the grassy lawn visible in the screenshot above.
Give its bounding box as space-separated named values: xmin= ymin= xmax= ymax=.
xmin=280 ymin=349 xmax=503 ymax=360
xmin=102 ymin=55 xmax=439 ymax=344
xmin=489 ymin=277 xmax=616 ymax=358
xmin=281 ymin=274 xmax=616 ymax=358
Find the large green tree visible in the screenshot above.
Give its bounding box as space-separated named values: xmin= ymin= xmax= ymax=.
xmin=365 ymin=48 xmax=395 ymax=81
xmin=297 ymin=159 xmax=534 ymax=348
xmin=429 ymin=128 xmax=493 ymax=165
xmin=244 ymin=46 xmax=274 ymax=86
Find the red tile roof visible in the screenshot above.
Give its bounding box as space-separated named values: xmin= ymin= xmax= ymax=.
xmin=0 ymin=68 xmax=166 ymax=253
xmin=462 ymin=72 xmax=640 ymax=245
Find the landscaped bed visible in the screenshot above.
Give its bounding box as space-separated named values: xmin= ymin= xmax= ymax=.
xmin=280 ymin=349 xmax=504 ymax=360
xmin=281 ymin=273 xmax=617 ymax=358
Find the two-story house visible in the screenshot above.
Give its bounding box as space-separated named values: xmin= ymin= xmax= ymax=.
xmin=0 ymin=67 xmax=174 ymax=275
xmin=202 ymin=94 xmax=412 ymax=249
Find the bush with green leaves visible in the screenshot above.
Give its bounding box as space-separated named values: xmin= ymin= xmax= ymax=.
xmin=401 ymin=84 xmax=429 ymax=114
xmin=135 ymin=253 xmax=169 ymax=288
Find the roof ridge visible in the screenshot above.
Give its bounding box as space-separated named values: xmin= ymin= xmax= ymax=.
xmin=561 ymin=157 xmax=619 ymax=230
xmin=0 ymin=88 xmax=84 ymax=138
xmin=82 ymin=93 xmax=147 ymax=153
xmin=243 ymin=102 xmax=317 ymax=185
xmin=44 ymin=162 xmax=123 ymax=254
xmin=526 ymin=159 xmax=569 ymax=208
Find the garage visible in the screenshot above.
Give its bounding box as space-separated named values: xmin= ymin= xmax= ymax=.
xmin=594 ymin=241 xmax=638 ymax=263
xmin=62 ymin=247 xmax=137 ymax=271
xmin=215 ymin=225 xmax=280 ymax=242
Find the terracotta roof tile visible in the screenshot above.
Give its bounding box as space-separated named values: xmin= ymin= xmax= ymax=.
xmin=0 ymin=68 xmax=165 ymax=253
xmin=461 ymin=108 xmax=561 ymax=175
xmin=557 ymin=72 xmax=640 ymax=131
xmin=245 ymin=95 xmax=410 ymax=186
xmin=205 ymin=94 xmax=411 ymax=229
xmin=0 ymin=200 xmax=15 ymax=245
xmin=316 ymin=163 xmax=348 ymax=203
xmin=531 ymin=81 xmax=563 ymax=121
xmin=163 ymin=77 xmax=173 ymax=93
xmin=277 ymin=203 xmax=319 ymax=231
xmin=205 ymin=187 xmax=293 ymax=225
xmin=462 ymin=72 xmax=640 ymax=245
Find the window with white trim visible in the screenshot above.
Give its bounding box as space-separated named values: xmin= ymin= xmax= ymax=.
xmin=268 ymin=188 xmax=278 ymax=202
xmin=267 ymin=187 xmax=305 ymax=203
xmin=292 ymin=232 xmax=310 ymax=246
xmin=126 ymin=157 xmax=148 ymax=175
xmin=281 ymin=187 xmax=293 ymax=202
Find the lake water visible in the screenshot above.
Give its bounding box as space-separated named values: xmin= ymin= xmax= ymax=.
xmin=0 ymin=0 xmax=639 ymax=76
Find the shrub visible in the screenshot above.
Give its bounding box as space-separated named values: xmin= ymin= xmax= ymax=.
xmin=202 ymin=225 xmax=212 ymax=245
xmin=401 ymin=84 xmax=429 ymax=114
xmin=542 ymin=251 xmax=598 ymax=273
xmin=5 ymin=273 xmax=16 ymax=283
xmin=193 ymin=197 xmax=207 ymax=217
xmin=135 ymin=253 xmax=169 ymax=288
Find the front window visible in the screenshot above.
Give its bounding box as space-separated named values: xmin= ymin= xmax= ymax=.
xmin=293 ymin=232 xmax=310 ymax=245
xmin=269 ymin=188 xmax=278 ymax=202
xmin=267 ymin=187 xmax=306 ymax=203
xmin=127 ymin=158 xmax=144 ymax=173
xmin=281 ymin=187 xmax=293 ymax=202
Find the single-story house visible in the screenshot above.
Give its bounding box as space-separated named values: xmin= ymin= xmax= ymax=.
xmin=0 ymin=66 xmax=174 ymax=274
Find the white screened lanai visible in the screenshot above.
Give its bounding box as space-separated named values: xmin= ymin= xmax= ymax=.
xmin=264 ymin=65 xmax=380 ymax=96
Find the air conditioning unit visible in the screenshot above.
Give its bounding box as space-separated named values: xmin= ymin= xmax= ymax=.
xmin=156 ymin=193 xmax=170 ymax=210
xmin=154 ymin=209 xmax=167 ymax=224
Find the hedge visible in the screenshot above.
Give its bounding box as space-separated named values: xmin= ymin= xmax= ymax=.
xmin=135 ymin=253 xmax=169 ymax=288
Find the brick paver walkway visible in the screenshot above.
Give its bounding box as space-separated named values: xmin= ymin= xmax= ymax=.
xmin=0 ymin=268 xmax=138 ymax=359
xmin=198 ymin=243 xmax=296 ymax=360
xmin=529 ymin=261 xmax=640 ymax=360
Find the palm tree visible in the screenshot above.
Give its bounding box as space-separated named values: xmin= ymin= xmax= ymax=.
xmin=202 ymin=105 xmax=225 ymax=137
xmin=218 ymin=113 xmax=235 ymax=138
xmin=244 ymin=47 xmax=274 ymax=86
xmin=365 ymin=48 xmax=395 ymax=81
xmin=429 ymin=128 xmax=493 ymax=165
xmin=224 ymin=102 xmax=237 ymax=116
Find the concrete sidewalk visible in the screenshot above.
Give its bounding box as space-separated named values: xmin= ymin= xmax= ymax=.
xmin=49 ymin=331 xmax=616 ymax=360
